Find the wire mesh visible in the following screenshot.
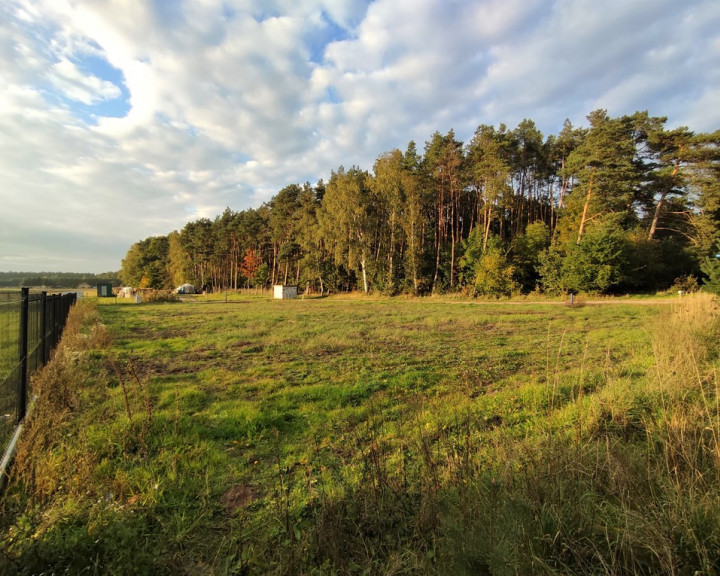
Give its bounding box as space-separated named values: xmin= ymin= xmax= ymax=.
xmin=0 ymin=290 xmax=76 ymax=455
xmin=0 ymin=292 xmax=21 ymax=455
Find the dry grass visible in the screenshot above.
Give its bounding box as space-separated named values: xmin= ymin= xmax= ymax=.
xmin=7 ymin=301 xmax=111 ymax=501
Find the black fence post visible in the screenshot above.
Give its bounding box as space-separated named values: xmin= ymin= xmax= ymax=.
xmin=40 ymin=291 xmax=47 ymax=366
xmin=54 ymin=295 xmax=60 ymax=350
xmin=18 ymin=287 xmax=29 ymax=423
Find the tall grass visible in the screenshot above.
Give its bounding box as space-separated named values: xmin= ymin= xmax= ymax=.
xmin=433 ymin=294 xmax=720 ymax=575
xmin=269 ymin=295 xmax=720 ymax=574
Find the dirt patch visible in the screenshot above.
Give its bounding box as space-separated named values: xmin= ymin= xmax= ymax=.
xmin=227 ymin=340 xmax=254 ymax=349
xmin=183 ymin=348 xmax=221 ymax=362
xmin=221 ymin=483 xmax=257 ymax=514
xmin=125 ymin=357 xmax=196 ymax=377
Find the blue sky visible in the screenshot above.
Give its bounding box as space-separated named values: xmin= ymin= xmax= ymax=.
xmin=1 ymin=0 xmax=719 ymax=272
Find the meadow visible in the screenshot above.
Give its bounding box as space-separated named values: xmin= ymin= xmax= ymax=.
xmin=1 ymin=294 xmax=719 ymax=575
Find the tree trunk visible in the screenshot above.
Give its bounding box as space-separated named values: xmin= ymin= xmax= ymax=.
xmin=558 ymin=178 xmax=568 ymax=210
xmin=577 ymin=180 xmax=593 ymax=244
xmin=648 ymin=190 xmax=667 ymax=240
xmin=450 ymin=229 xmax=456 ymax=288
xmin=432 ymin=200 xmax=443 ymax=293
xmin=649 ymin=160 xmax=680 ymax=240
xmin=483 ymin=206 xmax=493 ymax=252
xmin=361 ymin=257 xmax=369 ymax=294
xmin=411 ymin=220 xmax=418 ymax=294
xmin=450 ymin=198 xmax=456 ymax=288
xmin=233 ymin=255 xmax=238 ymax=290
xmin=389 ymin=212 xmax=396 ymax=290
xmin=554 ymin=158 xmax=569 ymax=239
xmin=271 ymin=244 xmax=277 ymax=286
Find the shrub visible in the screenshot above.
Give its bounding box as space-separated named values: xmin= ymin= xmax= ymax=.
xmin=701 ymin=243 xmax=720 ymax=294
xmin=139 ymin=290 xmax=179 ymax=303
xmin=460 ymin=230 xmax=518 ymax=298
xmin=671 ymin=275 xmax=699 ymax=293
xmin=539 ymin=214 xmax=630 ymax=294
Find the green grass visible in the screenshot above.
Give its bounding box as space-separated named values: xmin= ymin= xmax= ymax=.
xmin=2 ymin=295 xmax=719 ymax=575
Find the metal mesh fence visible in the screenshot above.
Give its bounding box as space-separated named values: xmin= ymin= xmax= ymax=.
xmin=0 ymin=292 xmax=22 ymax=452
xmin=0 ymin=289 xmax=76 ymax=455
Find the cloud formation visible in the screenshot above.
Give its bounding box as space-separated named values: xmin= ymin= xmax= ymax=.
xmin=0 ymin=0 xmax=718 ymax=272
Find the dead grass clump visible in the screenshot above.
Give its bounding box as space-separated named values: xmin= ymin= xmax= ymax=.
xmin=9 ymin=301 xmax=111 ymax=501
xmin=56 ymin=300 xmax=111 ymax=352
xmin=652 ymin=292 xmax=720 ymax=392
xmin=140 ymin=290 xmax=180 ymax=303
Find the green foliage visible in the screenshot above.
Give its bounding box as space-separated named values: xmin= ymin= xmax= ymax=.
xmin=458 ymin=226 xmax=484 ymax=281
xmin=120 ymin=236 xmax=171 ymax=289
xmin=510 ymin=221 xmax=550 ymax=292
xmin=317 ymin=166 xmax=375 ymax=293
xmin=254 ymin=263 xmax=270 ymax=288
xmin=460 ymin=230 xmax=517 ymax=297
xmin=536 ymin=243 xmax=566 ymax=294
xmin=700 ymin=243 xmax=720 ymax=294
xmin=564 ymin=110 xmax=647 ymax=215
xmin=166 ymin=230 xmax=188 ymax=287
xmin=114 ymin=111 xmax=718 ymax=297
xmin=623 ymin=234 xmax=697 ymax=292
xmin=540 ymin=215 xmax=630 ymax=293
xmin=473 ymin=249 xmax=517 ymax=298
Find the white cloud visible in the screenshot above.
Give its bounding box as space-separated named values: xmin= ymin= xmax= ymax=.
xmin=49 ymin=59 xmax=121 ymax=104
xmin=0 ymin=0 xmax=718 ymax=271
xmin=471 ymin=0 xmax=720 ymax=131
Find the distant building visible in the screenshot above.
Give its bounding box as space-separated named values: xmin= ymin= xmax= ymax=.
xmin=96 ymin=283 xmax=114 ymax=297
xmin=273 ymin=285 xmax=298 ymax=299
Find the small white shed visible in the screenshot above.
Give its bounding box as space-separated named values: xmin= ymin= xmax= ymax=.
xmin=274 ymin=285 xmax=298 ymax=299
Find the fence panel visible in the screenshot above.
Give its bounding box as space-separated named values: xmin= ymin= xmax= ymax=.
xmin=0 ymin=292 xmax=22 ymax=453
xmin=0 ymin=289 xmax=76 ymax=456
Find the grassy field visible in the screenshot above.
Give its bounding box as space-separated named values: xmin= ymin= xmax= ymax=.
xmin=1 ymin=294 xmax=719 ymax=575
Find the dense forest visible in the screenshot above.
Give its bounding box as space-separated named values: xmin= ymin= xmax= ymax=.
xmin=0 ymin=271 xmax=120 ymax=289
xmin=120 ymin=110 xmax=720 ymax=296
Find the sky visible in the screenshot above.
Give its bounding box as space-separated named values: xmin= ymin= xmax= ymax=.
xmin=1 ymin=0 xmax=719 ymax=273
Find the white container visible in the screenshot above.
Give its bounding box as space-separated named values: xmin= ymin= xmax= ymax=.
xmin=273 ymin=285 xmax=298 ymax=299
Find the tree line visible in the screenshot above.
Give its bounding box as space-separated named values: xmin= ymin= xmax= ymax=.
xmin=120 ymin=110 xmax=720 ymax=296
xmin=0 ymin=271 xmax=120 ymax=289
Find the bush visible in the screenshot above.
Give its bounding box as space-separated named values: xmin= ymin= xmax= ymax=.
xmin=460 ymin=230 xmax=518 ymax=298
xmin=139 ymin=290 xmax=179 ymax=303
xmin=701 ymin=243 xmax=720 ymax=294
xmin=671 ymin=275 xmax=699 ymax=293
xmin=539 ymin=215 xmax=630 ymax=294
xmin=510 ymin=221 xmax=550 ymax=292
xmin=623 ymin=236 xmax=697 ymax=292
